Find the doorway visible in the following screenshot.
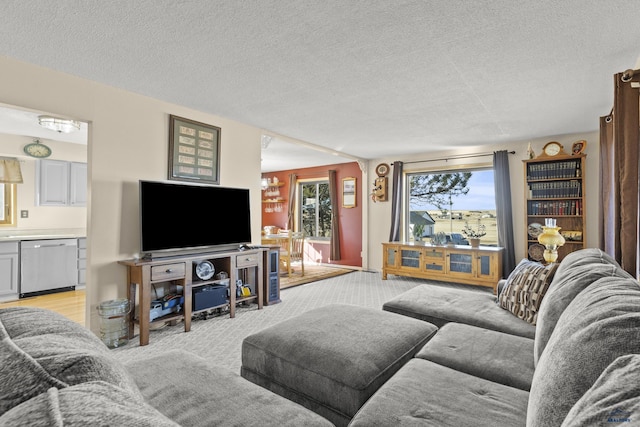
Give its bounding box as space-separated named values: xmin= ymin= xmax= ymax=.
xmin=0 ymin=103 xmax=88 ymax=313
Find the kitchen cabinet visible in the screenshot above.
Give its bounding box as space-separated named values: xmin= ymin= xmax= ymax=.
xmin=69 ymin=162 xmax=87 ymax=206
xmin=37 ymin=160 xmax=87 ymax=206
xmin=0 ymin=242 xmax=19 ymax=300
xmin=77 ymin=237 xmax=86 ymax=286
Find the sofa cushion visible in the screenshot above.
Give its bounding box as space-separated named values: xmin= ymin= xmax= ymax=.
xmin=533 ymin=262 xmax=631 ymax=365
xmin=349 ymin=359 xmax=528 ymax=427
xmin=0 ymin=307 xmax=141 ymax=415
xmin=497 ymin=259 xmax=558 ymax=324
xmin=0 ymin=381 xmax=178 ymax=427
xmin=126 ymin=350 xmax=334 ymax=427
xmin=527 ymin=276 xmax=640 ymax=426
xmin=416 ymin=322 xmax=535 ymax=391
xmin=561 ymin=354 xmax=640 ymax=426
xmin=241 ymin=304 xmax=437 ymax=426
xmin=552 ymin=248 xmax=621 ymax=282
xmin=383 ymin=284 xmax=535 ymax=338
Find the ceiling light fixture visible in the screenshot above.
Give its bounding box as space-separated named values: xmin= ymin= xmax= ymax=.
xmin=261 ymin=135 xmax=272 ymax=149
xmin=38 ymin=115 xmax=81 ymax=133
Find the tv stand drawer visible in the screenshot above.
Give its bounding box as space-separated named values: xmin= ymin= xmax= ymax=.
xmin=151 ymin=262 xmax=186 ymax=281
xmin=236 ymin=253 xmax=259 ymax=267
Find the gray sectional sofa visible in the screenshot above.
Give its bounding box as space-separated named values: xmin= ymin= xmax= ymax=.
xmin=349 ymin=248 xmax=640 ymax=426
xmin=0 ymin=306 xmax=332 ymax=426
xmin=3 ymin=248 xmax=639 ymax=426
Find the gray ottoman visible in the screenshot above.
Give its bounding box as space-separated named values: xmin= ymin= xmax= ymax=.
xmin=241 ymin=304 xmax=438 ymax=426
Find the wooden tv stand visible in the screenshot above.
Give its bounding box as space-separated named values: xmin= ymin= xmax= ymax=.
xmin=119 ymin=248 xmax=266 ymax=346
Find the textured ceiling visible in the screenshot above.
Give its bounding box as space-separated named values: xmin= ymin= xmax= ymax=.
xmin=1 ymin=1 xmax=639 ymax=171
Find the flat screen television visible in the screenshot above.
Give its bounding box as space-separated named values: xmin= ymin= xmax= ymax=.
xmin=140 ymin=180 xmax=251 ymax=258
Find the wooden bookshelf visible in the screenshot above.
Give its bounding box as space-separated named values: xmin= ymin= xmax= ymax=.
xmin=523 ymin=153 xmax=586 ymax=263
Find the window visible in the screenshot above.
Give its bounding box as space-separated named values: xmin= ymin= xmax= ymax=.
xmin=406 ymin=167 xmax=497 ymax=245
xmin=299 ymin=180 xmax=332 ymax=239
xmin=0 ymin=184 xmax=17 ymax=227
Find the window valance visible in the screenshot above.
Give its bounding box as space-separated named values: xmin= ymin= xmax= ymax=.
xmin=0 ymin=158 xmax=23 ymax=183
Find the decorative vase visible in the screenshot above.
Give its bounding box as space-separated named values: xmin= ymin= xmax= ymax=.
xmin=469 ymin=238 xmax=481 ymax=248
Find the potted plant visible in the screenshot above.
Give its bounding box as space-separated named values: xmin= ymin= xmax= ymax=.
xmin=413 ymin=224 xmax=425 ymax=242
xmin=461 ymin=221 xmax=486 ymax=247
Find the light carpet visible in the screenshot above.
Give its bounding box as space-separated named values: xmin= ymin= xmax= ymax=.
xmin=111 ymin=271 xmax=491 ymax=374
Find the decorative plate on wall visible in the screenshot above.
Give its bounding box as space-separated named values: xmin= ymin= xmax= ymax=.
xmin=527 ymin=222 xmax=544 ymax=239
xmin=528 ymin=243 xmax=545 ymax=262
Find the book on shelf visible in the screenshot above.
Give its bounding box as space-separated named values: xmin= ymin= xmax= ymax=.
xmin=526 ymin=160 xmax=581 ymax=180
xmin=528 ymin=180 xmax=581 ymax=198
xmin=528 ymin=200 xmax=582 ymax=216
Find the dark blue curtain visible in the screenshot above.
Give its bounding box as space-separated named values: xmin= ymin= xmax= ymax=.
xmin=493 ymin=151 xmax=516 ymax=277
xmin=389 ymin=161 xmax=403 ymax=242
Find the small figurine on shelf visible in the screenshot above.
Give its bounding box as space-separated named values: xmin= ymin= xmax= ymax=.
xmin=527 ymin=142 xmax=535 ymax=159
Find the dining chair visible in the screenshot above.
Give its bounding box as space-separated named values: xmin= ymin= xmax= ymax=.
xmin=280 ymin=231 xmax=305 ymax=277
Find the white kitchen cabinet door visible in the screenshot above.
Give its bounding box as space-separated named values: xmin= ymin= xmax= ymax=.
xmin=70 ymin=162 xmax=87 ymax=206
xmin=0 ymin=242 xmax=19 ymax=299
xmin=38 ymin=159 xmax=69 ymax=206
xmin=37 ymin=160 xmax=87 ymax=206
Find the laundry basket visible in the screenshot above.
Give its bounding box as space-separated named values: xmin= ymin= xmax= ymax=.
xmin=97 ymin=298 xmax=131 ymax=348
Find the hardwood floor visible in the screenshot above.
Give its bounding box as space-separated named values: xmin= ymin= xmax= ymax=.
xmin=280 ymin=263 xmax=354 ymax=289
xmin=0 ymin=289 xmax=86 ymax=326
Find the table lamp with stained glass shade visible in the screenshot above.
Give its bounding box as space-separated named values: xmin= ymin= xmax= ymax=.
xmin=537 ymin=218 xmax=565 ymax=263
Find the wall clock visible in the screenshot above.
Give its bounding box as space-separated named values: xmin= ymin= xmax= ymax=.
xmin=375 ymin=163 xmax=390 ymax=177
xmin=23 ymin=141 xmax=52 ymax=158
xmin=194 ymin=260 xmax=215 ymax=280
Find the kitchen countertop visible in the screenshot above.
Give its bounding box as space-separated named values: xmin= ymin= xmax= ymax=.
xmin=0 ymin=228 xmax=86 ymax=242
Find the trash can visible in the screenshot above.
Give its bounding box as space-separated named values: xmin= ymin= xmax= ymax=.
xmin=97 ymin=298 xmax=131 ymax=348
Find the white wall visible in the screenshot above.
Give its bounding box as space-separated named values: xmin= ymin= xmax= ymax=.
xmin=366 ymin=132 xmax=600 ymax=272
xmin=0 ymin=56 xmax=264 ymax=332
xmin=0 ymin=133 xmax=87 ymax=229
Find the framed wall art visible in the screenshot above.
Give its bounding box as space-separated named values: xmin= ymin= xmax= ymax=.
xmin=168 ymin=115 xmax=221 ymax=185
xmin=571 ymin=139 xmax=586 ymax=155
xmin=342 ymin=177 xmax=356 ymax=208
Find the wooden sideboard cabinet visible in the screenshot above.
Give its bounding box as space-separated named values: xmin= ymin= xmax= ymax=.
xmin=382 ymin=242 xmax=503 ymax=290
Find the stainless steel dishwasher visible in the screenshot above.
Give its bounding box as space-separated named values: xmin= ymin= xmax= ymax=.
xmin=20 ymin=239 xmax=78 ymax=297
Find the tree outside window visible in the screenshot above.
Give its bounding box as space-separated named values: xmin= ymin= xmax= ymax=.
xmin=407 ymin=169 xmax=498 ymax=245
xmin=299 ymin=180 xmax=331 ymax=239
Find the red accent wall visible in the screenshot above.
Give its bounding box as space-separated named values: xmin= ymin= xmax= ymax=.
xmin=261 ymin=162 xmax=362 ymax=267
